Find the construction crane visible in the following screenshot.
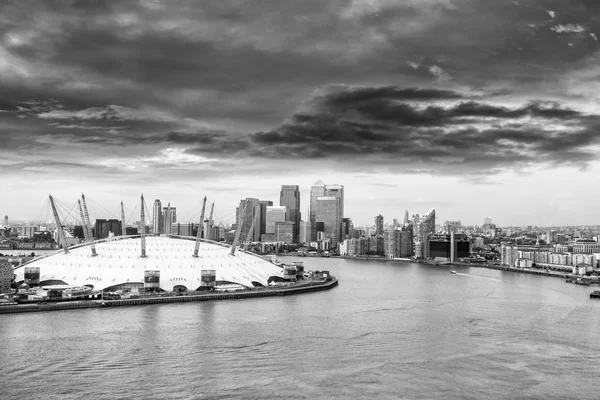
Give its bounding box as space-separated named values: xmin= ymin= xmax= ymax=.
xmin=140 ymin=194 xmax=147 ymax=258
xmin=120 ymin=201 xmax=127 ymax=236
xmin=230 ymin=202 xmax=247 ymax=256
xmin=193 ymin=196 xmax=207 ymax=258
xmin=243 ymin=206 xmax=259 ymax=252
xmin=77 ymin=199 xmax=97 ymax=256
xmin=49 ymin=195 xmax=69 ymax=254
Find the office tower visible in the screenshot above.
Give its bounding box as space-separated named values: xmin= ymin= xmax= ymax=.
xmin=274 ymin=221 xmax=294 ymax=243
xmin=393 ymin=219 xmax=399 ymax=229
xmin=0 ymin=263 xmax=12 ymax=294
xmin=237 ymin=198 xmax=261 ymax=242
xmin=163 ymin=204 xmax=176 ymax=235
xmin=3 ymin=215 xmax=7 ymax=226
xmin=152 ymin=199 xmax=163 ymax=234
xmin=310 ymin=180 xmax=344 ymax=242
xmin=299 ymin=220 xmax=312 ymax=244
xmin=310 ymin=180 xmax=326 ymax=239
xmin=315 ymin=196 xmax=341 ymax=246
xmin=266 ymin=206 xmax=287 ymax=234
xmin=259 ymin=200 xmax=273 ymax=239
xmin=203 ymin=219 xmax=213 ymax=240
xmin=280 ymin=185 xmax=301 ymax=243
xmin=484 ymin=216 xmax=492 ymax=226
xmin=403 ymin=210 xmax=410 ymax=226
xmin=375 ymin=215 xmax=384 ymax=235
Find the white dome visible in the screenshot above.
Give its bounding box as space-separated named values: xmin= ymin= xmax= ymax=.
xmin=14 ymin=236 xmax=282 ymax=291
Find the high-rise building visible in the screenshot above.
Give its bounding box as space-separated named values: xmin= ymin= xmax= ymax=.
xmin=315 ymin=196 xmax=341 ymax=246
xmin=299 ymin=220 xmax=312 ymax=244
xmin=403 ymin=210 xmax=410 ymax=226
xmin=414 ymin=209 xmax=435 ymax=259
xmin=280 ymin=185 xmax=301 ymax=243
xmin=259 ymin=200 xmax=273 ymax=239
xmin=266 ymin=206 xmax=287 ymax=234
xmin=237 ymin=198 xmax=261 ymax=242
xmin=162 ymin=204 xmax=176 ymax=235
xmin=310 ymin=180 xmax=326 ymax=239
xmin=445 ymin=221 xmax=462 ymax=233
xmin=152 ymin=199 xmax=163 ymax=234
xmin=310 ymin=180 xmax=344 ymax=243
xmin=342 ymin=218 xmax=354 ymax=240
xmin=375 ymin=215 xmax=384 ymax=235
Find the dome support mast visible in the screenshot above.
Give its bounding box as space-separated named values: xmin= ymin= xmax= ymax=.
xmin=49 ymin=195 xmax=69 ymax=254
xmin=140 ymin=194 xmax=147 ymax=258
xmin=193 ymin=196 xmax=207 ymax=258
xmin=81 ymin=194 xmax=97 ymax=256
xmin=121 ymin=201 xmax=127 ymax=236
xmin=230 ymin=202 xmax=247 ymax=256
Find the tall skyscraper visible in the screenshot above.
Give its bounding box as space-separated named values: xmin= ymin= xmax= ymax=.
xmin=152 ymin=199 xmax=162 ymax=234
xmin=310 ymin=180 xmax=326 ymax=229
xmin=375 ymin=214 xmax=384 ymax=235
xmin=315 ymin=196 xmax=341 ymax=246
xmin=403 ymin=210 xmax=410 ymax=226
xmin=236 ymin=198 xmax=261 ymax=242
xmin=414 ymin=209 xmax=436 ymax=258
xmin=163 ymin=204 xmax=176 ymax=235
xmin=259 ymin=200 xmax=273 ymax=239
xmin=280 ymin=185 xmax=301 ymax=243
xmin=310 ymin=180 xmax=344 ymax=242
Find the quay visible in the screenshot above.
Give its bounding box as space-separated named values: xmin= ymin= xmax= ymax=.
xmin=0 ymin=277 xmax=338 ymax=314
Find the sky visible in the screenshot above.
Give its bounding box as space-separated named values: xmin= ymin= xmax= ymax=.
xmin=1 ymin=0 xmax=599 ymax=227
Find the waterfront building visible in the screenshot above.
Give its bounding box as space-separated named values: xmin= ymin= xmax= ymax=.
xmin=280 ymin=185 xmax=300 ymax=243
xmin=315 ymin=196 xmax=341 ymax=247
xmin=428 ymin=233 xmax=470 ymax=262
xmin=94 ymin=219 xmax=122 ymax=239
xmin=309 ymin=180 xmax=326 ymax=239
xmin=399 ymin=226 xmax=413 ymax=257
xmin=413 ymin=209 xmax=436 ymax=259
xmin=383 ymin=230 xmax=400 ymax=258
xmin=0 ymin=262 xmax=12 ymax=294
xmin=266 ymin=206 xmax=287 ymax=234
xmin=152 ymin=199 xmax=163 ymax=234
xmin=375 ymin=215 xmax=384 ymax=236
xmin=472 ymin=237 xmax=485 ymax=249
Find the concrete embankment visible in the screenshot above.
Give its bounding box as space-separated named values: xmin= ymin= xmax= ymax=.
xmin=0 ymin=278 xmax=338 ymax=314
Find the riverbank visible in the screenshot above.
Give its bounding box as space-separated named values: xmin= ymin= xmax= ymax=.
xmin=336 ymin=255 xmax=573 ymax=280
xmin=0 ymin=277 xmax=338 ymax=314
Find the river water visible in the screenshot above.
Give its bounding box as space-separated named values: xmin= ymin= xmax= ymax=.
xmin=1 ymin=258 xmax=600 ymax=399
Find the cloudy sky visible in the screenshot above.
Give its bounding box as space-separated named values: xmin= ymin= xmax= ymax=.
xmin=1 ymin=0 xmax=599 ymax=226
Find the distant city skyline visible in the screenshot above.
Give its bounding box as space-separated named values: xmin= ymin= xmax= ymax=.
xmin=1 ymin=2 xmax=599 ymax=226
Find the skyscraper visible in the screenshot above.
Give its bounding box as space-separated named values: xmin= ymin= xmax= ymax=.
xmin=310 ymin=180 xmax=344 ymax=243
xmin=152 ymin=199 xmax=162 ymax=234
xmin=266 ymin=206 xmax=287 ymax=234
xmin=414 ymin=209 xmax=436 ymax=259
xmin=162 ymin=204 xmax=176 ymax=235
xmin=315 ymin=196 xmax=341 ymax=246
xmin=375 ymin=214 xmax=384 ymax=235
xmin=280 ymin=185 xmax=300 ymax=243
xmin=236 ymin=198 xmax=261 ymax=242
xmin=259 ymin=200 xmax=273 ymax=239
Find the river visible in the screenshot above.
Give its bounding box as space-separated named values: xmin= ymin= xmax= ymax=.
xmin=1 ymin=257 xmax=599 ymax=399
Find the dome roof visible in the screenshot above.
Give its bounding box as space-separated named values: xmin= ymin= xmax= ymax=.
xmin=14 ymin=236 xmax=282 ymax=291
